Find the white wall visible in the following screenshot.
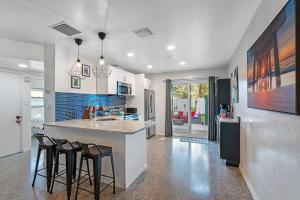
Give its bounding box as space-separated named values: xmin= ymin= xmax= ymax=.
xmin=227 ymin=0 xmax=300 ymax=199
xmin=126 ymin=74 xmax=145 ymax=121
xmin=55 ymin=44 xmax=96 ymax=94
xmin=146 ymin=67 xmax=228 ymax=135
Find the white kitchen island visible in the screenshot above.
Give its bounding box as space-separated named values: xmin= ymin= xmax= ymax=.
xmin=44 ymin=117 xmax=147 ymax=189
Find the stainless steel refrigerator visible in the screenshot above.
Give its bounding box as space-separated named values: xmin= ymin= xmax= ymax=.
xmin=144 ymin=89 xmax=155 ymax=139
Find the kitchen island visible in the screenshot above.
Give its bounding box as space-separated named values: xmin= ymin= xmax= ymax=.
xmin=44 ymin=117 xmax=148 ymax=189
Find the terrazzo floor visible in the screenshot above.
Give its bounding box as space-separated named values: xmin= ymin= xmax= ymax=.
xmin=0 ymin=136 xmax=252 ymax=200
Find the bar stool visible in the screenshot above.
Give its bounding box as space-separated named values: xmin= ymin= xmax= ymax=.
xmin=32 ymin=133 xmax=56 ymax=192
xmin=75 ymin=142 xmax=116 ymax=200
xmin=50 ymin=138 xmax=92 ymax=200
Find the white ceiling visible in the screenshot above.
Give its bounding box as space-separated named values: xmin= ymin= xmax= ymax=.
xmin=0 ymin=0 xmax=261 ymax=73
xmin=0 ymin=56 xmax=44 ymax=72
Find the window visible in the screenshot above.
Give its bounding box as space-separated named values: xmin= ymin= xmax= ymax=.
xmin=31 ymin=89 xmax=44 ymax=107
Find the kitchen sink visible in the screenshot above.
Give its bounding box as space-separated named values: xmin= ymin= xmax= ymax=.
xmin=96 ymin=118 xmax=117 ymax=121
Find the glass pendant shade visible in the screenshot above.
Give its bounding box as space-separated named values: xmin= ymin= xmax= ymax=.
xmin=92 ymin=32 xmax=111 ymax=79
xmin=92 ymin=56 xmax=111 ymax=79
xmin=69 ymin=38 xmax=85 ymax=79
xmin=69 ymin=59 xmax=84 ymax=78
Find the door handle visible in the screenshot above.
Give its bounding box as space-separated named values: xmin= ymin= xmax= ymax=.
xmin=16 ymin=115 xmax=22 ymax=124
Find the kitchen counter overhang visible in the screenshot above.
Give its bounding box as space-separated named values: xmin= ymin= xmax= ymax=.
xmin=43 ymin=117 xmax=149 ymax=189
xmin=44 ymin=117 xmax=147 ymax=134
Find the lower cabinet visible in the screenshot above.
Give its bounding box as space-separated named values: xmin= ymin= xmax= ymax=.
xmin=216 ymin=117 xmax=240 ymax=166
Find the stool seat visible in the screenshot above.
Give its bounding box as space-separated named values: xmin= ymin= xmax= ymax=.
xmin=60 ymin=142 xmax=81 ymax=152
xmin=39 ymin=141 xmax=55 ymax=149
xmin=34 ymin=133 xmax=55 ymax=149
xmin=84 ymin=145 xmax=112 ymax=157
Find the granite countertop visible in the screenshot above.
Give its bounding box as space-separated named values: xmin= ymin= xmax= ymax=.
xmin=44 ymin=116 xmax=153 ymax=134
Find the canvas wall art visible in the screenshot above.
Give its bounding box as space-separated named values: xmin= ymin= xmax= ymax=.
xmin=231 ymin=66 xmax=239 ymax=103
xmin=247 ymin=0 xmax=299 ymax=114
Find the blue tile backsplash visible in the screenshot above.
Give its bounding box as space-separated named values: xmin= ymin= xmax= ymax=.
xmin=55 ymin=92 xmax=126 ymax=121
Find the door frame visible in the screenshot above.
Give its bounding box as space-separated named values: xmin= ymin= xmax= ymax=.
xmin=171 ymin=78 xmax=209 ymax=136
xmin=0 ymin=68 xmax=31 ymax=155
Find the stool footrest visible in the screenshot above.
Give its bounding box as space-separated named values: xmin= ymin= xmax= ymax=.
xmin=36 ymin=174 xmax=47 ymax=178
xmin=37 ymin=167 xmax=46 ymax=172
xmin=77 ymin=180 xmax=114 ymax=195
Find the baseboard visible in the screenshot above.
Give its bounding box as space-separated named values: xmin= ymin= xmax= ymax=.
xmin=240 ymin=165 xmax=259 ymax=200
xmin=126 ymin=163 xmax=147 ymax=189
xmin=22 ymin=147 xmax=31 ymax=153
xmin=155 ymin=132 xmax=165 ymax=136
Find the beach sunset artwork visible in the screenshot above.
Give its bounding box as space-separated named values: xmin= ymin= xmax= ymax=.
xmin=247 ymin=0 xmax=298 ymax=114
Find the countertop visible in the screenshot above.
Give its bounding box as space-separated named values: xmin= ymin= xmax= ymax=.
xmin=217 ymin=117 xmax=240 ymax=123
xmin=44 ymin=116 xmax=154 ymax=134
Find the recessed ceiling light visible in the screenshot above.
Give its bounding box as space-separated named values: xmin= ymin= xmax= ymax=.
xmin=179 ymin=61 xmax=186 ymax=66
xmin=147 ymin=65 xmax=153 ymax=69
xmin=18 ymin=64 xmax=28 ymax=68
xmin=127 ymin=52 xmax=135 ymax=57
xmin=166 ymin=45 xmax=175 ymax=51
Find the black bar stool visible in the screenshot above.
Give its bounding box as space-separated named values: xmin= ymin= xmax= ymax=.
xmin=50 ymin=138 xmax=92 ymax=200
xmin=32 ymin=133 xmax=56 ymax=192
xmin=75 ymin=142 xmax=116 ymax=200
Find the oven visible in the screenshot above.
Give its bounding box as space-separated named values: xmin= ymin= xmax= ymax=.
xmin=117 ymin=81 xmax=132 ymax=96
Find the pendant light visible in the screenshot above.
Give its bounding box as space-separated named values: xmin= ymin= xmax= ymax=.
xmin=92 ymin=32 xmax=112 ymax=79
xmin=69 ymin=38 xmax=85 ymax=79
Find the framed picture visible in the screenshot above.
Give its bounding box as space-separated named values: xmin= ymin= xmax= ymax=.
xmin=71 ymin=76 xmax=81 ymax=89
xmin=247 ymin=0 xmax=300 ymax=114
xmin=82 ymin=64 xmax=90 ymax=77
xmin=231 ymin=66 xmax=239 ymax=103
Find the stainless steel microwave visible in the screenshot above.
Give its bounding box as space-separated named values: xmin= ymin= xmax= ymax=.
xmin=117 ymin=81 xmax=132 ymax=96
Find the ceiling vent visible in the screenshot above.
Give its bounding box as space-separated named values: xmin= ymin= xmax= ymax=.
xmin=134 ymin=27 xmax=153 ymax=38
xmin=50 ymin=22 xmax=81 ymax=36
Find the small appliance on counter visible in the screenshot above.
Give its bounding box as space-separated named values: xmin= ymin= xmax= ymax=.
xmin=124 ymin=107 xmax=139 ymax=120
xmin=125 ymin=107 xmax=137 ymax=114
xmin=144 ymin=89 xmax=155 ymax=139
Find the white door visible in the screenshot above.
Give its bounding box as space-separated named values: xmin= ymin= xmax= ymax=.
xmin=0 ymin=71 xmax=22 ymax=157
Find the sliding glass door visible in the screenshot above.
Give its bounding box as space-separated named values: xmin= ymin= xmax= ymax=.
xmin=171 ymin=80 xmax=208 ymax=138
xmin=172 ymin=83 xmax=191 ymax=134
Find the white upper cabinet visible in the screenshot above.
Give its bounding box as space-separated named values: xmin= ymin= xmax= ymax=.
xmin=96 ymin=66 xmax=135 ymax=95
xmin=123 ymin=71 xmax=136 ymax=95
xmin=107 ymin=67 xmax=122 ymax=95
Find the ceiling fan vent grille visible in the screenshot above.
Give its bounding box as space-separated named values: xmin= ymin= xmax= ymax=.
xmin=50 ymin=22 xmax=81 ymax=36
xmin=134 ymin=27 xmax=153 ymax=38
